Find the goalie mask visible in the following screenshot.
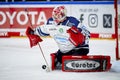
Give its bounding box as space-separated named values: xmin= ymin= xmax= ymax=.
xmin=52 ymin=6 xmax=67 ymax=25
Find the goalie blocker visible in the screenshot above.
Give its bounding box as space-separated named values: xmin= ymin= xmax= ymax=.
xmin=51 ymin=53 xmax=111 ymax=72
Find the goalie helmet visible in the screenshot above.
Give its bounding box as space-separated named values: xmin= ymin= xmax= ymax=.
xmin=52 ymin=6 xmax=67 ymax=24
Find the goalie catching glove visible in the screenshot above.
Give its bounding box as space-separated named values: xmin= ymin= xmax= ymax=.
xmin=26 ymin=27 xmax=43 ymax=48
xmin=67 ymin=26 xmax=85 ymax=46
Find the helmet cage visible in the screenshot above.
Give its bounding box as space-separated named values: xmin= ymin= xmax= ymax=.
xmin=52 ymin=6 xmax=67 ymax=24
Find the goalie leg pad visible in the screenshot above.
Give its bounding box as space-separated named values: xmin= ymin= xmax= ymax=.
xmin=50 ymin=53 xmax=56 ymax=70
xmin=62 ymin=55 xmax=111 ymax=72
xmin=50 ymin=53 xmax=62 ymax=70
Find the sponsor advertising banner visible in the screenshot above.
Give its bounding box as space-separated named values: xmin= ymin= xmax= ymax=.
xmin=0 ymin=2 xmax=118 ymax=38
xmin=0 ymin=7 xmax=53 ymax=28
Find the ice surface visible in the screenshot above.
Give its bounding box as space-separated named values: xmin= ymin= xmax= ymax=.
xmin=0 ymin=38 xmax=120 ymax=80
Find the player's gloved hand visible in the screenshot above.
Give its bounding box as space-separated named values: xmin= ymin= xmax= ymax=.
xmin=67 ymin=26 xmax=85 ymax=46
xmin=68 ymin=26 xmax=79 ymax=34
xmin=26 ymin=27 xmax=43 ymax=48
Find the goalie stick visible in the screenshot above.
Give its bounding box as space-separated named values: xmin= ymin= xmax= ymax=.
xmin=25 ymin=8 xmax=51 ymax=72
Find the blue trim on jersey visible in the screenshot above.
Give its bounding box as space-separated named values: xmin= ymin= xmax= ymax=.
xmin=60 ymin=17 xmax=78 ymax=27
xmin=37 ymin=28 xmax=49 ymax=36
xmin=47 ymin=18 xmax=53 ymax=25
xmin=47 ymin=16 xmax=80 ymax=28
xmin=0 ymin=1 xmax=114 ymax=5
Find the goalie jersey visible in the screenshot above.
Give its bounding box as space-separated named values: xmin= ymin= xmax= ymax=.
xmin=34 ymin=16 xmax=90 ymax=53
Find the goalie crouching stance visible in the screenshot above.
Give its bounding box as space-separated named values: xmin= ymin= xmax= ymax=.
xmin=38 ymin=6 xmax=90 ymax=70
xmin=27 ymin=6 xmax=90 ymax=69
xmin=26 ymin=6 xmax=90 ymax=70
xmin=26 ymin=6 xmax=112 ymax=72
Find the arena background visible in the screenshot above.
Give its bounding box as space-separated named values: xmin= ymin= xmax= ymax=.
xmin=0 ymin=0 xmax=119 ymax=39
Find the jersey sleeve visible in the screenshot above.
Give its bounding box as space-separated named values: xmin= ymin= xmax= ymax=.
xmin=77 ymin=23 xmax=90 ymax=38
xmin=34 ymin=17 xmax=53 ymax=36
xmin=76 ymin=23 xmax=90 ymax=46
xmin=34 ymin=25 xmax=49 ymax=36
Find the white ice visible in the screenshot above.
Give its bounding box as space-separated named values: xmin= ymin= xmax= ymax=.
xmin=0 ymin=37 xmax=120 ymax=80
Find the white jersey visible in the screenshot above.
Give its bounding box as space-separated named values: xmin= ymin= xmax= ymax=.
xmin=35 ymin=25 xmax=75 ymax=53
xmin=34 ymin=16 xmax=90 ymax=53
